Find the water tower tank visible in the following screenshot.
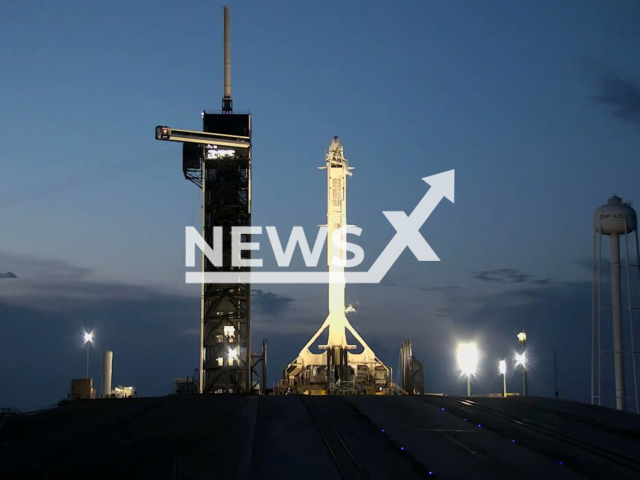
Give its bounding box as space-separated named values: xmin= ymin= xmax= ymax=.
xmin=594 ymin=196 xmax=637 ymax=235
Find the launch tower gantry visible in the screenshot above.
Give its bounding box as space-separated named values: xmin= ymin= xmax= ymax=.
xmin=155 ymin=6 xmax=262 ymax=394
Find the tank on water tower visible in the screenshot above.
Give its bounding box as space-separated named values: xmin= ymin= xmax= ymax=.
xmin=592 ymin=195 xmax=640 ymax=413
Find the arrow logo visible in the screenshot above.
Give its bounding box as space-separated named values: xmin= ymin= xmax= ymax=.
xmin=346 ymin=169 xmax=455 ymax=283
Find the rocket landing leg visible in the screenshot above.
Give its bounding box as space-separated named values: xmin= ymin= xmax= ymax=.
xmin=281 ymin=312 xmax=392 ymax=394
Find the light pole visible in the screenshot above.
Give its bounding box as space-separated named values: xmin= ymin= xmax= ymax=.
xmin=517 ymin=330 xmax=527 ymax=396
xmin=83 ymin=331 xmax=94 ymax=378
xmin=499 ymin=359 xmax=507 ymax=398
xmin=457 ymin=342 xmax=478 ymax=396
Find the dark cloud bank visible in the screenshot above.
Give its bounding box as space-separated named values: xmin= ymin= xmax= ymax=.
xmin=472 ymin=268 xmax=552 ymax=285
xmin=252 ymin=289 xmax=295 ymax=316
xmin=0 ymin=253 xmax=301 ymax=411
xmin=0 ymin=253 xmax=201 ymax=411
xmin=594 ymin=70 xmax=640 ymax=128
xmin=0 ymin=252 xmax=623 ymax=411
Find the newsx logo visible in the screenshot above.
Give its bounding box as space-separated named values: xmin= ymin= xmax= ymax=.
xmin=185 ymin=170 xmax=455 ymax=284
xmin=186 ymin=225 xmax=364 ymax=269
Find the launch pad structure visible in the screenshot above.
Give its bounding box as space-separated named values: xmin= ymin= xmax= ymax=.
xmin=280 ymin=138 xmax=393 ymax=395
xmin=155 ymin=6 xmax=406 ymax=397
xmin=155 ymin=6 xmax=266 ymax=395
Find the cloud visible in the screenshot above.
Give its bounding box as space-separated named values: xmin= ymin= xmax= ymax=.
xmin=0 ymin=271 xmax=17 ymax=279
xmin=0 ymin=252 xmax=199 ymax=312
xmin=594 ymin=71 xmax=640 ymax=127
xmin=434 ymin=307 xmax=452 ymax=318
xmin=251 ymin=289 xmax=295 ymax=317
xmin=0 ymin=251 xmax=201 ymax=411
xmin=419 ymin=285 xmax=461 ymax=292
xmin=0 ymin=250 xmax=616 ymax=411
xmin=471 ymin=268 xmax=551 ymax=285
xmin=577 ymin=255 xmax=612 ymax=273
xmin=472 ymin=268 xmax=531 ymax=283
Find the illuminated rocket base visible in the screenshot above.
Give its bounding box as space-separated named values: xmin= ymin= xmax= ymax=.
xmin=282 ymin=311 xmax=391 ymax=394
xmin=282 ymin=137 xmax=391 ymax=394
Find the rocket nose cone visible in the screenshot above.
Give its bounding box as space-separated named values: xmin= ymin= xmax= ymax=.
xmin=330 ymin=136 xmax=342 ymax=150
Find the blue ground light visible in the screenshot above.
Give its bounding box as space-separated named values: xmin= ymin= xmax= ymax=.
xmin=378 ymin=425 xmax=434 ymax=476
xmin=431 ymin=401 xmax=567 ymax=474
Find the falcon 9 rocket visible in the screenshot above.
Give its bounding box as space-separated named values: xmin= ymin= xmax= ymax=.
xmin=282 ymin=137 xmax=391 ymax=394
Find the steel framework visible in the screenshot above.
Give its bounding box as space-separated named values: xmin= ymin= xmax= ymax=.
xmin=198 ymin=112 xmax=252 ymax=393
xmin=400 ymin=340 xmax=424 ymax=395
xmin=155 ymin=6 xmax=256 ymax=394
xmin=251 ymin=339 xmax=268 ymax=394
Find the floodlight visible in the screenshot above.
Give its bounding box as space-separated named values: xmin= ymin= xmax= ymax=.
xmin=499 ymin=359 xmax=507 ymax=397
xmin=457 ymin=343 xmax=478 ymax=376
xmin=499 ymin=359 xmax=506 ymax=375
xmin=515 ymin=352 xmax=526 ymax=367
xmin=82 ymin=330 xmax=94 ymax=379
xmin=517 ymin=331 xmax=527 ymax=345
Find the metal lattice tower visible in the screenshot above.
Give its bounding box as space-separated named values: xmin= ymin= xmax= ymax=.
xmin=157 ymin=6 xmax=254 ymax=394
xmin=400 ymin=340 xmax=424 ymax=395
xmin=198 ymin=111 xmax=252 ymax=393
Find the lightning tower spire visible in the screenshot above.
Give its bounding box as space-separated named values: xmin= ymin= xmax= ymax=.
xmin=222 ymin=5 xmax=232 ymax=113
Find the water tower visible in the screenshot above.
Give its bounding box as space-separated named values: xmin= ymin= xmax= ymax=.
xmin=592 ymin=195 xmax=640 ymax=412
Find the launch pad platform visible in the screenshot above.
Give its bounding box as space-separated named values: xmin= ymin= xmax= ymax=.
xmin=2 ymin=394 xmax=640 ymax=479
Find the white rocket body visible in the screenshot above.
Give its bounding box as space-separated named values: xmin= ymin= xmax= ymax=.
xmin=284 ymin=137 xmax=383 ymax=384
xmin=324 ymin=137 xmax=350 ymax=347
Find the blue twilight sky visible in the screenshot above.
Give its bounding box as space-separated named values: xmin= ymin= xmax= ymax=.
xmin=1 ymin=0 xmax=640 ymax=410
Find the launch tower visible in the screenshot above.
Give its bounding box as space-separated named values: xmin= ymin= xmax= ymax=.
xmin=156 ymin=6 xmax=255 ymax=394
